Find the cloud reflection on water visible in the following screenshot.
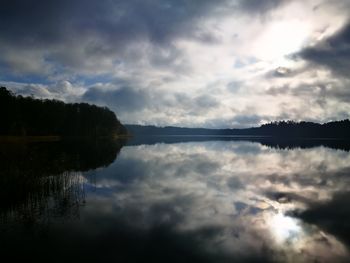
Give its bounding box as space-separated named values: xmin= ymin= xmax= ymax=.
xmin=79 ymin=141 xmax=350 ymax=262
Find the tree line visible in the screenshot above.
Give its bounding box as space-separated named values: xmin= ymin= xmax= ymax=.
xmin=0 ymin=87 xmax=127 ymax=137
xmin=256 ymin=120 xmax=350 ymax=138
xmin=126 ymin=119 xmax=350 ymax=138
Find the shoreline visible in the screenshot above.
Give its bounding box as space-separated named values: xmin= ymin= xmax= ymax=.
xmin=0 ymin=135 xmax=132 ymax=143
xmin=0 ymin=136 xmax=61 ymax=143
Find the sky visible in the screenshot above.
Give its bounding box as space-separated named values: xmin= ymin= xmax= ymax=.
xmin=1 ymin=0 xmax=350 ymax=128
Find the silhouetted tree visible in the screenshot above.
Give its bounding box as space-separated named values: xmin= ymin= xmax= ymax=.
xmin=0 ymin=87 xmax=127 ymax=137
xmin=258 ymin=120 xmax=350 ymax=138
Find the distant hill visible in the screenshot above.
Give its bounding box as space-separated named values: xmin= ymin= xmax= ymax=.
xmin=125 ymin=125 xmax=229 ymax=136
xmin=125 ymin=135 xmax=350 ymax=152
xmin=125 ymin=119 xmax=350 ymax=138
xmin=0 ymin=87 xmax=127 ymax=137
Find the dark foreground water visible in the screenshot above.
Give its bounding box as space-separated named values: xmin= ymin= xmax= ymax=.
xmin=1 ymin=137 xmax=350 ymax=262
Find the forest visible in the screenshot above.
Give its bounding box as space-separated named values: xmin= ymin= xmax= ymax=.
xmin=0 ymin=87 xmax=127 ymax=137
xmin=126 ymin=119 xmax=350 ymax=138
xmin=254 ymin=120 xmax=350 ymax=138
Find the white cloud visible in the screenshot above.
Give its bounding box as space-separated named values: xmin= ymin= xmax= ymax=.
xmin=1 ymin=0 xmax=350 ymax=127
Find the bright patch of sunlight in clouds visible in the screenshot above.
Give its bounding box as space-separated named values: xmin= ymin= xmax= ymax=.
xmin=1 ymin=0 xmax=350 ymax=127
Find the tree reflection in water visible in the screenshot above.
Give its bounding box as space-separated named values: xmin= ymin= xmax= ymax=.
xmin=0 ymin=139 xmax=125 ymax=224
xmin=1 ymin=137 xmax=350 ymax=263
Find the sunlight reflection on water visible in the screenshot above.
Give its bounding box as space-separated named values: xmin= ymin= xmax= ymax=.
xmin=1 ymin=139 xmax=350 ymax=262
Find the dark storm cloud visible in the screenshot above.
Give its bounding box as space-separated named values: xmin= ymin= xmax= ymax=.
xmin=238 ymin=0 xmax=287 ymax=14
xmin=4 ymin=0 xmax=348 ymax=128
xmin=0 ymin=0 xmax=233 ymax=76
xmin=265 ymin=80 xmax=350 ymax=103
xmin=0 ymin=0 xmax=70 ymax=45
xmin=0 ymin=0 xmax=291 ymax=77
xmin=296 ymin=22 xmax=350 ymax=77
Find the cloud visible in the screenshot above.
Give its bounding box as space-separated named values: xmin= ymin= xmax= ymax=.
xmin=2 ymin=0 xmax=350 ymax=127
xmin=227 ymin=177 xmax=244 ymax=190
xmin=80 ymin=140 xmax=350 ymax=261
xmin=0 ymin=80 xmax=86 ymax=102
xmin=195 ymin=94 xmax=219 ymax=108
xmin=265 ymin=67 xmax=300 ymax=78
xmin=295 ymin=22 xmax=350 ymax=77
xmin=265 ymin=80 xmax=350 ymax=104
xmin=82 ymin=85 xmax=151 ymax=113
xmin=294 ymin=191 xmax=350 ymax=246
xmin=0 ymin=0 xmax=233 ymax=78
xmin=81 ymin=83 xmax=221 ymax=124
xmin=238 ymin=0 xmax=287 ymax=14
xmin=0 ymin=0 xmax=293 ymax=78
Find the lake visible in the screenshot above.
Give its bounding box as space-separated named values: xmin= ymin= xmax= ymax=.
xmin=0 ymin=137 xmax=349 ymax=262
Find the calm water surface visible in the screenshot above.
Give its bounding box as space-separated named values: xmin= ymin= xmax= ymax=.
xmin=1 ymin=137 xmax=350 ymax=262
